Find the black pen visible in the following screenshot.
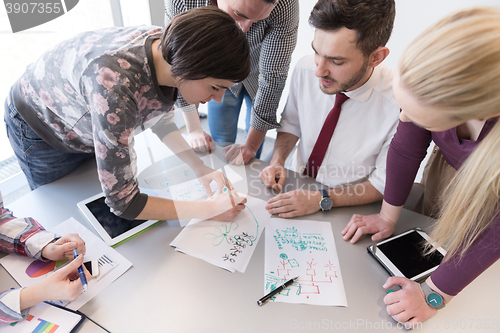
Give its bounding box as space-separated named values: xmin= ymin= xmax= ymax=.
xmin=257 ymin=276 xmax=299 ymax=306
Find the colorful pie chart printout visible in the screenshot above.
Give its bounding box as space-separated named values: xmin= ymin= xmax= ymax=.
xmin=25 ymin=259 xmax=68 ymax=278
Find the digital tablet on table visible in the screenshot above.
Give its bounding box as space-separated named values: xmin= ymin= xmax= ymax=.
xmin=367 ymin=228 xmax=447 ymax=283
xmin=77 ymin=193 xmax=161 ymax=247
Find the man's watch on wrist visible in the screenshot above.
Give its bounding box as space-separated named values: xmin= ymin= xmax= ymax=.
xmin=420 ymin=281 xmax=445 ymax=310
xmin=319 ymin=189 xmax=333 ymax=211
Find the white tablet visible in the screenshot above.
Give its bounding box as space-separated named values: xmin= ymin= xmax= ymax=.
xmin=367 ymin=228 xmax=447 ymax=282
xmin=77 ymin=193 xmax=161 ymax=246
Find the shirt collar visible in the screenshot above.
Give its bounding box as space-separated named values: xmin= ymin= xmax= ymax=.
xmin=344 ymin=65 xmax=382 ymax=103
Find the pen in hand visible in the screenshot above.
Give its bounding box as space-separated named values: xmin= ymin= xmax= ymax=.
xmin=72 ymin=249 xmax=88 ymax=292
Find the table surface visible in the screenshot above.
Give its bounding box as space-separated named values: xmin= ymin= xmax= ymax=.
xmin=1 ymin=149 xmax=499 ymax=333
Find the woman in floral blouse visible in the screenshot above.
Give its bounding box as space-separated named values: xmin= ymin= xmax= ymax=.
xmin=5 ymin=7 xmax=250 ymax=222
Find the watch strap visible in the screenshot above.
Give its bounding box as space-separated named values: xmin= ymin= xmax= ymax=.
xmin=320 ymin=189 xmax=329 ymax=198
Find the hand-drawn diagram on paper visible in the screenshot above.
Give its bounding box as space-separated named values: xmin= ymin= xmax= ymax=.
xmin=264 ymin=219 xmax=348 ymax=306
xmin=170 ymin=196 xmax=270 ymax=273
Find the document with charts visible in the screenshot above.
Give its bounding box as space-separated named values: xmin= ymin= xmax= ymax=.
xmin=0 ymin=217 xmax=132 ymax=310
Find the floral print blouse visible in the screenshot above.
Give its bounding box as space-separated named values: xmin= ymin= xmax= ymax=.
xmin=13 ymin=26 xmax=178 ymax=218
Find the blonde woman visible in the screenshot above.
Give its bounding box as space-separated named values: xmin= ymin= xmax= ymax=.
xmin=342 ymin=8 xmax=500 ymax=325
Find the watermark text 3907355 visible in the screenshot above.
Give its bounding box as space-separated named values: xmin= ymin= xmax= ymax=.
xmin=4 ymin=0 xmax=79 ymax=33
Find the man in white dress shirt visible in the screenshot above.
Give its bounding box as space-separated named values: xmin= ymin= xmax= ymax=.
xmin=260 ymin=0 xmax=400 ymax=218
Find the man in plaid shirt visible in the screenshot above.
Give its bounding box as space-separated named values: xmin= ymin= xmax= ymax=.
xmin=0 ymin=192 xmax=88 ymax=324
xmin=166 ymin=0 xmax=299 ymax=164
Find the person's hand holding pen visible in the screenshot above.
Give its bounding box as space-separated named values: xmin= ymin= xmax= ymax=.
xmin=260 ymin=163 xmax=287 ymax=192
xmin=194 ymin=164 xmax=231 ymax=198
xmin=19 ymin=254 xmax=92 ymax=311
xmin=209 ymin=188 xmax=247 ymax=221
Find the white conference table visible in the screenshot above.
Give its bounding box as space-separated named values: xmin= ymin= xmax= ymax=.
xmin=1 ymin=150 xmax=499 ymax=332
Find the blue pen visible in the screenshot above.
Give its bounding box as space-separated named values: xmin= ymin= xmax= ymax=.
xmin=72 ymin=249 xmax=88 ymax=292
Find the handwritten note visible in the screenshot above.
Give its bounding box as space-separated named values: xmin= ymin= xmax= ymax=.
xmin=170 ymin=196 xmax=270 ymax=273
xmin=264 ymin=219 xmax=347 ymax=306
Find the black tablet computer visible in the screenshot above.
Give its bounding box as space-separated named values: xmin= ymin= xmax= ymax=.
xmin=77 ymin=193 xmax=161 ymax=246
xmin=367 ymin=228 xmax=447 ymax=282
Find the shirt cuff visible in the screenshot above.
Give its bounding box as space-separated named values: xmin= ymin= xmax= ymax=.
xmin=178 ymin=105 xmax=197 ymax=114
xmin=119 ymin=193 xmax=149 ymax=220
xmin=251 ymin=113 xmax=280 ymax=132
xmin=0 ymin=289 xmax=24 ymax=323
xmin=26 ymin=231 xmax=58 ymax=260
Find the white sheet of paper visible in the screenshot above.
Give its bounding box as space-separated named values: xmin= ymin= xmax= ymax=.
xmin=144 ymin=160 xmax=244 ymax=226
xmin=144 ymin=156 xmax=243 ymax=200
xmin=170 ymin=196 xmax=270 ymax=273
xmin=264 ymin=219 xmax=348 ymax=307
xmin=0 ymin=302 xmax=82 ymax=333
xmin=0 ymin=217 xmax=132 ymax=310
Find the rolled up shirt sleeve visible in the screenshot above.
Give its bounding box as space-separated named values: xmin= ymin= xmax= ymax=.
xmin=250 ymin=0 xmax=299 ymax=132
xmin=0 ymin=195 xmax=56 ymax=260
xmin=0 ymin=289 xmax=29 ymax=324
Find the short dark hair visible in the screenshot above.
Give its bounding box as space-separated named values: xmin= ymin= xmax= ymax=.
xmin=309 ymin=0 xmax=395 ymax=56
xmin=160 ymin=7 xmax=250 ymax=82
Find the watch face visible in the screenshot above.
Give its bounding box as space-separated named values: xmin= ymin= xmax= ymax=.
xmin=320 ymin=197 xmax=333 ymax=211
xmin=427 ymin=293 xmax=443 ymax=307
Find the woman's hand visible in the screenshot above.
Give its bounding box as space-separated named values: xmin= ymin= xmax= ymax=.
xmin=41 ymin=233 xmax=86 ymax=261
xmin=383 ymin=276 xmax=437 ymax=327
xmin=342 ymin=213 xmax=396 ymax=243
xmin=209 ymin=190 xmax=247 ymax=221
xmin=187 ymin=129 xmax=215 ymax=153
xmin=20 ymin=255 xmax=92 ymax=310
xmin=194 ymin=165 xmax=232 ymax=197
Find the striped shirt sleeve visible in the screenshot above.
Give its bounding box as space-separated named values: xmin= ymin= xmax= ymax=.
xmin=0 ymin=192 xmax=57 ymax=324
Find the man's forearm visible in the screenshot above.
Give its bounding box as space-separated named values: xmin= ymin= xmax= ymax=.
xmin=270 ymin=131 xmax=299 ymax=166
xmin=329 ymin=181 xmax=383 ymax=208
xmin=244 ymin=127 xmax=267 ymax=152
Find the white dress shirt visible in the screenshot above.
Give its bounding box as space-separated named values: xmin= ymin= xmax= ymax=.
xmin=278 ymin=55 xmax=400 ymax=193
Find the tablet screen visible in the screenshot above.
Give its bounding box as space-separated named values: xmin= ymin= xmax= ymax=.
xmin=85 ymin=196 xmax=148 ymax=239
xmin=377 ymin=231 xmax=444 ymax=279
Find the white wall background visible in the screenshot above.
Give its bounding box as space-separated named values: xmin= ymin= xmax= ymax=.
xmin=277 ymin=0 xmax=500 ymax=116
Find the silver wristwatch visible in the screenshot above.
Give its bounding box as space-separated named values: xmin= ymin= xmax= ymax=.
xmin=319 ymin=189 xmax=333 ymax=211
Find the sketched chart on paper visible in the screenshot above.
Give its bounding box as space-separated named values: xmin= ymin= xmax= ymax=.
xmin=264 ymin=219 xmax=348 ymax=306
xmin=170 ymin=196 xmax=270 ymax=273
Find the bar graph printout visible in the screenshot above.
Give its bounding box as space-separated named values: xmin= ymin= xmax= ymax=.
xmin=264 ymin=219 xmax=348 ymax=306
xmin=0 ymin=302 xmax=82 ymax=333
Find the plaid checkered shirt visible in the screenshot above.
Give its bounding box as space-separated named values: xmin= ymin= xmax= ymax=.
xmin=165 ymin=0 xmax=299 ymax=131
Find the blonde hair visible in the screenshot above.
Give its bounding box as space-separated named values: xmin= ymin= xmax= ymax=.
xmin=399 ymin=8 xmax=500 ymax=261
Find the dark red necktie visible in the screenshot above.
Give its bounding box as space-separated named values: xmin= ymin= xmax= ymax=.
xmin=303 ymin=93 xmax=349 ymax=178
